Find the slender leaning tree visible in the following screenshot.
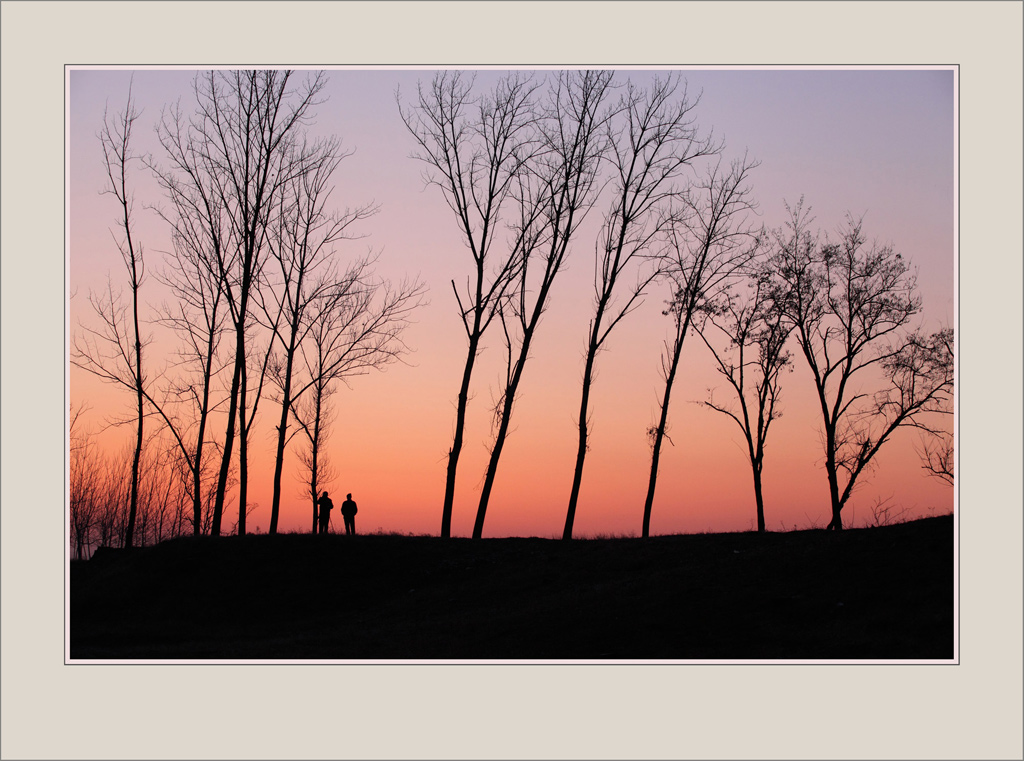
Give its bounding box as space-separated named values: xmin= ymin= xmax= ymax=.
xmin=148 ymin=86 xmax=238 ymax=535
xmin=641 ymin=155 xmax=760 ymax=537
xmin=473 ymin=70 xmax=615 ymax=539
xmin=72 ymin=84 xmax=147 ymax=548
xmin=399 ymin=71 xmax=540 ymax=537
xmin=564 ymin=74 xmax=718 ymax=540
xmin=695 ymin=275 xmax=793 ymax=533
xmin=262 ymin=144 xmax=379 ymax=535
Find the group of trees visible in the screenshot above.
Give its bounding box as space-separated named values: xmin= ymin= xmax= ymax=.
xmin=70 ymin=402 xmax=215 ymax=558
xmin=70 ymin=69 xmax=954 ymax=555
xmin=72 ymin=70 xmax=423 ymax=557
xmin=401 ymin=70 xmax=954 ymax=540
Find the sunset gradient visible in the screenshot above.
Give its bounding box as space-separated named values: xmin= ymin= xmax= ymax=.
xmin=67 ymin=67 xmax=955 ymax=538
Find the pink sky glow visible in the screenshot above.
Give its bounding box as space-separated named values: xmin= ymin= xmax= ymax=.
xmin=68 ymin=67 xmax=955 ymax=538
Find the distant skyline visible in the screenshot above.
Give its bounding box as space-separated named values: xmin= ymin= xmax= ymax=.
xmin=68 ymin=66 xmax=955 ymax=538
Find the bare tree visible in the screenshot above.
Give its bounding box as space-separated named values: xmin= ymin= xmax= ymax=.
xmin=133 ymin=436 xmax=192 ymax=546
xmin=148 ymin=129 xmax=232 ymax=535
xmin=165 ymin=433 xmax=231 ymax=536
xmin=235 ymin=323 xmax=278 ymax=535
xmin=399 ymin=71 xmax=540 ymax=538
xmin=73 ymin=435 xmax=173 ymax=552
xmin=473 ymin=70 xmax=615 ymax=539
xmin=72 ymin=86 xmax=148 ymax=548
xmin=295 ymin=376 xmax=339 ymax=533
xmin=155 ymin=70 xmax=332 ymax=536
xmin=261 ymin=141 xmax=379 ymax=534
xmin=564 ymin=74 xmax=719 ymax=540
xmin=641 ymin=155 xmax=760 ymax=537
xmin=695 ymin=276 xmax=793 ymax=532
xmin=915 ymin=331 xmax=955 ymax=486
xmin=764 ymin=201 xmax=954 ymax=529
xmin=289 ymin=270 xmax=424 ymax=532
xmin=69 ymin=404 xmax=102 ymax=559
xmin=87 ymin=444 xmax=135 ymax=550
xmin=919 ymin=430 xmax=954 ymax=485
xmin=866 ymin=494 xmax=912 ymax=527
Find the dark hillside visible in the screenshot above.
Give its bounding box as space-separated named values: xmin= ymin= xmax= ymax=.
xmin=70 ymin=515 xmax=954 ymax=660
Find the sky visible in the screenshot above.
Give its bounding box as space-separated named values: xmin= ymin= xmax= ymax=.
xmin=67 ymin=66 xmax=955 ymax=538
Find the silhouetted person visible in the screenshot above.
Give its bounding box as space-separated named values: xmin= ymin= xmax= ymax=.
xmin=317 ymin=491 xmax=334 ymax=534
xmin=341 ymin=493 xmax=358 ymax=535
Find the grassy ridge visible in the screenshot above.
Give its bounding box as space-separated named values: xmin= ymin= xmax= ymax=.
xmin=70 ymin=515 xmax=953 ymax=660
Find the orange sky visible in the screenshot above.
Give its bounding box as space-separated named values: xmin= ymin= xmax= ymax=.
xmin=68 ymin=68 xmax=955 ymax=537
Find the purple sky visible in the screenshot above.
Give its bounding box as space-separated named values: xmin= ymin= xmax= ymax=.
xmin=68 ymin=67 xmax=956 ymax=538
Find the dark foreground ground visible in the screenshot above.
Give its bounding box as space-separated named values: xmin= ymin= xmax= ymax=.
xmin=70 ymin=515 xmax=954 ymax=660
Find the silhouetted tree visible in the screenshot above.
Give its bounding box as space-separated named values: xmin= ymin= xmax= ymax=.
xmin=235 ymin=322 xmax=278 ymax=535
xmin=866 ymin=494 xmax=912 ymax=527
xmin=70 ymin=419 xmax=192 ymax=554
xmin=148 ymin=124 xmax=231 ymax=535
xmin=473 ymin=70 xmax=615 ymax=539
xmin=764 ymin=201 xmax=954 ymax=529
xmin=262 ymin=143 xmax=378 ymax=535
xmin=915 ymin=331 xmax=955 ymax=486
xmin=919 ymin=430 xmax=954 ymax=485
xmin=155 ymin=70 xmax=332 ymax=536
xmin=71 ymin=85 xmax=147 ymax=548
xmin=695 ymin=276 xmax=793 ymax=532
xmin=69 ymin=404 xmax=101 ymax=559
xmin=399 ymin=71 xmax=540 ymax=538
xmin=289 ymin=269 xmax=424 ymax=532
xmin=87 ymin=444 xmax=134 ymax=550
xmin=642 ymin=155 xmax=760 ymax=537
xmin=564 ymin=74 xmax=719 ymax=540
xmin=133 ymin=437 xmax=190 ymax=546
xmin=295 ymin=378 xmax=339 ymax=533
xmin=163 ymin=429 xmax=224 ymax=536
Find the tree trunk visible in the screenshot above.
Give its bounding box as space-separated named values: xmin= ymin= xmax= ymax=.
xmin=827 ymin=501 xmax=844 ymax=531
xmin=474 ymin=323 xmax=539 ymax=538
xmin=269 ymin=372 xmax=294 ymax=535
xmin=642 ymin=325 xmax=686 ymax=538
xmin=190 ymin=322 xmax=220 ymax=536
xmin=824 ymin=432 xmax=843 ymax=530
xmin=474 ymin=377 xmax=516 ymax=540
xmin=441 ymin=332 xmax=481 ymax=538
xmin=752 ymin=466 xmax=766 ymax=533
xmin=270 ymin=298 xmax=302 ymax=533
xmin=270 ymin=392 xmax=290 ymax=535
xmin=311 ymin=387 xmax=323 ymax=534
xmin=191 ymin=407 xmax=208 ymax=536
xmin=212 ymin=329 xmax=243 ymax=536
xmin=641 ymin=425 xmax=666 ymax=539
xmin=238 ymin=360 xmax=249 ymax=536
xmin=126 ymin=399 xmax=142 ymax=548
xmin=564 ymin=340 xmax=598 ymax=540
xmin=125 ymin=258 xmax=144 ymax=549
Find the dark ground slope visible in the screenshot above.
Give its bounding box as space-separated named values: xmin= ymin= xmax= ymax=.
xmin=70 ymin=515 xmax=954 ymax=660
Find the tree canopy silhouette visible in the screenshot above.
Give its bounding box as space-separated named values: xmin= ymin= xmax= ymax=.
xmin=762 ymin=200 xmax=954 ymax=530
